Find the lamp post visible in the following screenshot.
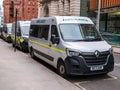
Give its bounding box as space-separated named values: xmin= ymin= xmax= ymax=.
xmin=14 ymin=9 xmax=18 ymax=52
xmin=96 ymin=0 xmax=101 ymax=31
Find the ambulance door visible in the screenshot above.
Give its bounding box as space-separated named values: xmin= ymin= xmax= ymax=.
xmin=36 ymin=25 xmax=53 ymax=65
xmin=48 ymin=25 xmax=60 ymax=66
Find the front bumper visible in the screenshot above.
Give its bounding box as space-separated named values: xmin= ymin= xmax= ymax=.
xmin=21 ymin=40 xmax=28 ymax=51
xmin=64 ymin=54 xmax=114 ymax=75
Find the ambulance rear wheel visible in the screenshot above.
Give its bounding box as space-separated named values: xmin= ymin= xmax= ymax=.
xmin=30 ymin=48 xmax=36 ymax=59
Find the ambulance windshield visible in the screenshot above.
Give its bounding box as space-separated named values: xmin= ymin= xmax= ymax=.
xmin=59 ymin=24 xmax=102 ymax=41
xmin=21 ymin=26 xmax=30 ymax=36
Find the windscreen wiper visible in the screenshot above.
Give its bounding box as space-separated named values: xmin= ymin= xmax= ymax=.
xmin=84 ymin=37 xmax=102 ymax=41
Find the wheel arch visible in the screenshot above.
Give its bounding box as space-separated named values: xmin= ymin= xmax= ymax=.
xmin=57 ymin=58 xmax=64 ymax=68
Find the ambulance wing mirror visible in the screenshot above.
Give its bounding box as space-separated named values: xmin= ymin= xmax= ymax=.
xmin=51 ymin=34 xmax=60 ymax=44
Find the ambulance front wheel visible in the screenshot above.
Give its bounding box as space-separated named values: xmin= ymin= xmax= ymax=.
xmin=57 ymin=60 xmax=68 ymax=78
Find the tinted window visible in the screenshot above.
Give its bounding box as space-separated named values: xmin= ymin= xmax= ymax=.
xmin=30 ymin=25 xmax=39 ymax=37
xmin=40 ymin=25 xmax=49 ymax=40
xmin=51 ymin=25 xmax=59 ymax=37
xmin=30 ymin=25 xmax=49 ymax=40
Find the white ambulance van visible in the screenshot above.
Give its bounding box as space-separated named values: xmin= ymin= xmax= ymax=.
xmin=2 ymin=23 xmax=12 ymax=43
xmin=29 ymin=16 xmax=114 ymax=77
xmin=11 ymin=21 xmax=31 ymax=51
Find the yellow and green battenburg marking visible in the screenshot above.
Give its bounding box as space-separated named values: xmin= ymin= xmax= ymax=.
xmin=29 ymin=40 xmax=66 ymax=54
xmin=11 ymin=36 xmax=24 ymax=43
xmin=3 ymin=34 xmax=9 ymax=39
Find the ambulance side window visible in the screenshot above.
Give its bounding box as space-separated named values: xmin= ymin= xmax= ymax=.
xmin=51 ymin=25 xmax=59 ymax=37
xmin=30 ymin=25 xmax=39 ymax=37
xmin=38 ymin=26 xmax=42 ymax=38
xmin=40 ymin=25 xmax=49 ymax=40
xmin=51 ymin=25 xmax=60 ymax=44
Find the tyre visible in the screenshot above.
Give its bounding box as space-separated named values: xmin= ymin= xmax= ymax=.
xmin=30 ymin=48 xmax=36 ymax=59
xmin=20 ymin=43 xmax=25 ymax=51
xmin=20 ymin=43 xmax=23 ymax=51
xmin=57 ymin=61 xmax=68 ymax=78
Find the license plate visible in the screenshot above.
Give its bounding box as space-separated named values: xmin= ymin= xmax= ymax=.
xmin=90 ymin=65 xmax=103 ymax=71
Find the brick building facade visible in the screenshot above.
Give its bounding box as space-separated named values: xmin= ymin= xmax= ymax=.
xmin=3 ymin=0 xmax=38 ymax=23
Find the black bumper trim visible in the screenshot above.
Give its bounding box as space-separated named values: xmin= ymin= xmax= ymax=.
xmin=64 ymin=54 xmax=114 ymax=75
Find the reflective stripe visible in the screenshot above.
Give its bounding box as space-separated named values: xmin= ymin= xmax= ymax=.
xmin=20 ymin=38 xmax=24 ymax=43
xmin=11 ymin=36 xmax=24 ymax=44
xmin=29 ymin=40 xmax=66 ymax=54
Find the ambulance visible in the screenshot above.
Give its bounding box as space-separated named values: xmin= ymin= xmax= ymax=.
xmin=2 ymin=23 xmax=12 ymax=43
xmin=29 ymin=16 xmax=114 ymax=77
xmin=11 ymin=21 xmax=31 ymax=51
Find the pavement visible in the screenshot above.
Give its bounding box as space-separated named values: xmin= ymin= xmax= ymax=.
xmin=113 ymin=46 xmax=120 ymax=54
xmin=0 ymin=38 xmax=119 ymax=90
xmin=0 ymin=39 xmax=81 ymax=90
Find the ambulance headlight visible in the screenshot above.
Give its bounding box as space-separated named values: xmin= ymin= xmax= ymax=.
xmin=66 ymin=49 xmax=80 ymax=57
xmin=109 ymin=48 xmax=113 ymax=54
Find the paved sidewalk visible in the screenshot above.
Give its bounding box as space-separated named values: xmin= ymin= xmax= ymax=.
xmin=113 ymin=46 xmax=120 ymax=54
xmin=0 ymin=39 xmax=81 ymax=90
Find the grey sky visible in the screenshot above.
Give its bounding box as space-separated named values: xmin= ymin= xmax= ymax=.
xmin=0 ymin=0 xmax=3 ymax=11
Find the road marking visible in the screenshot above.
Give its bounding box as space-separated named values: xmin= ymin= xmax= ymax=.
xmin=73 ymin=74 xmax=117 ymax=84
xmin=72 ymin=74 xmax=117 ymax=90
xmin=103 ymin=74 xmax=117 ymax=80
xmin=74 ymin=83 xmax=86 ymax=90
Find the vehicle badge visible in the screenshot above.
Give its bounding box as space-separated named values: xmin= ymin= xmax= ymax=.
xmin=95 ymin=50 xmax=100 ymax=58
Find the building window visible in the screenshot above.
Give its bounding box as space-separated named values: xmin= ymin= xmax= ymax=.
xmin=28 ymin=0 xmax=30 ymax=5
xmin=17 ymin=10 xmax=19 ymax=16
xmin=62 ymin=0 xmax=65 ymax=14
xmin=32 ymin=1 xmax=35 ymax=5
xmin=32 ymin=8 xmax=34 ymax=16
xmin=28 ymin=8 xmax=30 ymax=15
xmin=57 ymin=4 xmax=59 ymax=15
xmin=68 ymin=0 xmax=70 ymax=13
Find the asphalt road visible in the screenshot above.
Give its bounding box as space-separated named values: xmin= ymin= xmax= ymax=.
xmin=67 ymin=53 xmax=120 ymax=90
xmin=0 ymin=38 xmax=120 ymax=90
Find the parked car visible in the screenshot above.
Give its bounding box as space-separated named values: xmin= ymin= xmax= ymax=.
xmin=0 ymin=25 xmax=3 ymax=39
xmin=2 ymin=23 xmax=12 ymax=43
